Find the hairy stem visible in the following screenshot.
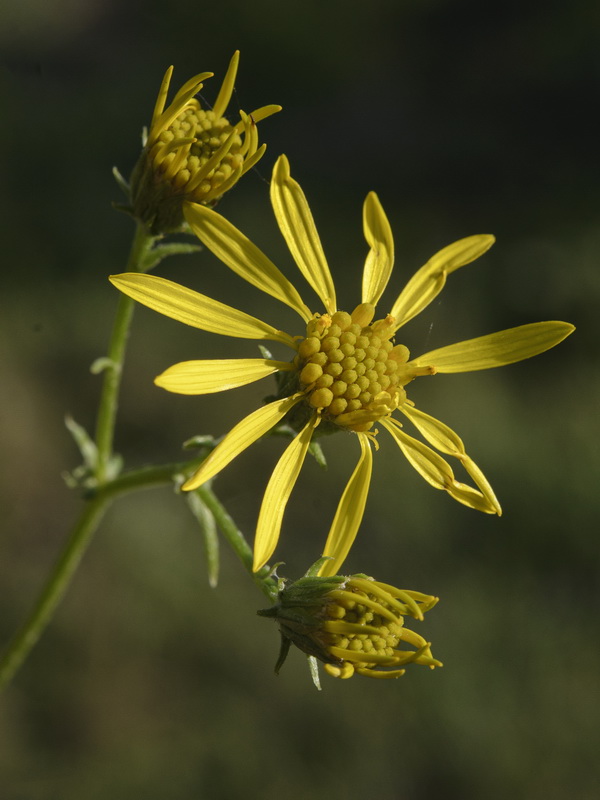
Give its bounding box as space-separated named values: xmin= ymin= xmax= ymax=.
xmin=94 ymin=222 xmax=154 ymax=483
xmin=196 ymin=486 xmax=279 ymax=602
xmin=0 ymin=458 xmax=203 ymax=691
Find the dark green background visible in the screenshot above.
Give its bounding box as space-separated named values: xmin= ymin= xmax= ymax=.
xmin=1 ymin=1 xmax=598 ymax=798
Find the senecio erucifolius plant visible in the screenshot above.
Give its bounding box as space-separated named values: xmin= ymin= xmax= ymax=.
xmin=0 ymin=51 xmax=575 ymax=694
xmin=111 ymin=154 xmax=574 ymax=575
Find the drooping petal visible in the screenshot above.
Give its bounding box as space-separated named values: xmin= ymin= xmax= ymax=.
xmin=109 ymin=273 xmax=296 ymax=347
xmin=381 ymin=418 xmax=454 ymax=489
xmin=155 ymin=358 xmax=293 ymax=395
xmin=411 ymin=321 xmax=575 ymax=373
xmin=399 ymin=404 xmax=501 ymax=514
xmin=212 ymin=50 xmax=239 ymax=118
xmin=253 ymin=414 xmax=320 ymax=571
xmin=184 ymin=203 xmax=312 ymax=321
xmin=445 ymin=481 xmax=499 ymax=514
xmin=361 ymin=192 xmax=395 ymax=307
xmin=381 ymin=418 xmax=498 ymax=513
xmin=270 ymin=155 xmax=337 ymax=313
xmin=390 ymin=235 xmax=495 ymax=330
xmin=318 ymin=433 xmax=373 ymax=577
xmin=182 ymin=394 xmax=304 ymax=491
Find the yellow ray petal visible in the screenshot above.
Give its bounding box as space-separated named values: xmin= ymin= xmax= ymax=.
xmin=153 ymin=72 xmax=213 ymax=140
xmin=383 ymin=417 xmax=499 ymax=513
xmin=390 ymin=234 xmax=495 ymax=330
xmin=399 ymin=405 xmax=501 ymax=514
xmin=253 ymin=414 xmax=320 ymax=572
xmin=445 ymin=481 xmax=499 ymax=514
xmin=411 ymin=321 xmax=575 ymax=373
xmin=183 ymin=203 xmax=312 ymax=322
xmin=381 ymin=418 xmax=454 ymax=489
xmin=212 ymin=50 xmax=239 ymax=118
xmin=182 ymin=394 xmax=304 ymax=491
xmin=109 ymin=273 xmax=296 ymax=347
xmin=318 ymin=433 xmax=373 ymax=577
xmin=361 ymin=191 xmax=395 ymax=307
xmin=270 ymin=155 xmax=337 ymax=313
xmin=150 ymin=66 xmax=174 ymax=128
xmin=155 ymin=358 xmax=293 ymax=395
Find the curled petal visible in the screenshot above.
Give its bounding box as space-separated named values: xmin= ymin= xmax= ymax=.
xmin=381 ymin=418 xmax=454 ymax=489
xmin=381 ymin=418 xmax=498 ymax=513
xmin=399 ymin=403 xmax=501 ymax=514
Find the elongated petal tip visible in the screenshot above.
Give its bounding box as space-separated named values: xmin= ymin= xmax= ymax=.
xmin=273 ymin=153 xmax=291 ymax=180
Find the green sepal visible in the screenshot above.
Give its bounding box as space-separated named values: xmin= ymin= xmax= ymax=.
xmin=308 ymin=441 xmax=327 ymax=469
xmin=273 ymin=632 xmax=293 ymax=675
xmin=112 ymin=202 xmax=135 ymax=217
xmin=186 ymin=490 xmax=219 ymax=588
xmin=90 ymin=357 xmax=118 ymax=375
xmin=183 ymin=434 xmax=217 ymax=451
xmin=308 ymin=655 xmax=322 ymax=691
xmin=304 ymin=556 xmax=333 ymax=577
xmin=63 ymin=415 xmax=122 ymax=490
xmin=112 ymin=165 xmax=131 ymax=198
xmin=64 ymin=415 xmax=98 ymax=471
xmin=141 ymin=241 xmax=204 ymax=273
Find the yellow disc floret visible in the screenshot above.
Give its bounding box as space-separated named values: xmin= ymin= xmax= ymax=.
xmin=296 ymin=304 xmax=413 ymax=431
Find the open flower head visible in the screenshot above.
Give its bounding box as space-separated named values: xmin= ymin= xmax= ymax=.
xmin=258 ymin=564 xmax=441 ymax=680
xmin=130 ymin=51 xmax=281 ymax=234
xmin=111 ymin=155 xmax=575 ymax=575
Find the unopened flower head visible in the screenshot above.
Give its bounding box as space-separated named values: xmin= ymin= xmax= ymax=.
xmin=110 ymin=155 xmax=575 ymax=576
xmin=130 ymin=51 xmax=281 ymax=234
xmin=258 ymin=565 xmax=441 ymax=680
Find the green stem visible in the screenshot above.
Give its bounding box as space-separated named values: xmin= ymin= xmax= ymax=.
xmin=0 ymin=458 xmax=203 ymax=691
xmin=196 ymin=486 xmax=279 ymax=602
xmin=0 ymin=495 xmax=108 ymax=690
xmin=94 ymin=222 xmax=154 ymax=483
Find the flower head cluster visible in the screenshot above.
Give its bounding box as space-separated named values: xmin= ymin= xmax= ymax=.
xmin=258 ymin=566 xmax=441 ymax=680
xmin=130 ymin=51 xmax=281 ymax=234
xmin=111 ymin=155 xmax=574 ymax=576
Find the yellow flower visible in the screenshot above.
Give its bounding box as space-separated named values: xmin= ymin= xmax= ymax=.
xmin=130 ymin=51 xmax=281 ymax=234
xmin=258 ymin=565 xmax=441 ymax=680
xmin=110 ymin=155 xmax=574 ymax=575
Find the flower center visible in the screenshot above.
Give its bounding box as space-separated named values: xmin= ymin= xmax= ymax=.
xmin=295 ymin=304 xmax=411 ymax=432
xmin=324 ymin=590 xmax=404 ymax=659
xmin=151 ymin=106 xmax=243 ymax=198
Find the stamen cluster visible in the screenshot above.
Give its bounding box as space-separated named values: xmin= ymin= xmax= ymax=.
xmin=151 ymin=107 xmax=243 ymax=198
xmin=295 ymin=306 xmax=409 ymax=431
xmin=322 ymin=588 xmax=404 ymax=673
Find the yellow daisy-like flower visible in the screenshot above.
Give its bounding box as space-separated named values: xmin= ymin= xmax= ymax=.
xmin=258 ymin=567 xmax=441 ymax=680
xmin=110 ymin=155 xmax=574 ymax=575
xmin=130 ymin=51 xmax=281 ymax=234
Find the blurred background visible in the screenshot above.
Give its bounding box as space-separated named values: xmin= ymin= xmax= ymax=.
xmin=1 ymin=0 xmax=598 ymax=797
